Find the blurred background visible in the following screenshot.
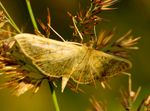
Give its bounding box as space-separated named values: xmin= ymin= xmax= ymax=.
xmin=0 ymin=0 xmax=149 ymax=111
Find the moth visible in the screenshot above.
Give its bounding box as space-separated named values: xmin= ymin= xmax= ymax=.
xmin=4 ymin=33 xmax=132 ymax=92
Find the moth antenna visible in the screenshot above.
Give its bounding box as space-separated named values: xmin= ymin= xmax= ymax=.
xmin=89 ymin=66 xmax=97 ymax=87
xmin=72 ymin=16 xmax=83 ymax=41
xmin=75 ymin=71 xmax=84 ymax=90
xmin=48 ymin=24 xmax=66 ymax=42
xmin=61 ymin=76 xmax=69 ymax=92
xmin=122 ymin=72 xmax=132 ymax=94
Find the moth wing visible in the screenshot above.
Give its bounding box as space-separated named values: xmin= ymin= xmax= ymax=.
xmin=13 ymin=34 xmax=132 ymax=84
xmin=97 ymin=51 xmax=132 ymax=77
xmin=14 ymin=34 xmax=82 ymax=77
xmin=71 ymin=50 xmax=132 ymax=84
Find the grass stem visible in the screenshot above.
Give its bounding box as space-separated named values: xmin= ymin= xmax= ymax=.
xmin=25 ymin=0 xmax=39 ymax=31
xmin=0 ymin=2 xmax=21 ymax=33
xmin=48 ymin=81 xmax=60 ymax=111
xmin=25 ymin=1 xmax=60 ymax=110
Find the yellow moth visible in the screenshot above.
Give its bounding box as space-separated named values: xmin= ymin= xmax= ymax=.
xmin=5 ymin=33 xmax=132 ymax=92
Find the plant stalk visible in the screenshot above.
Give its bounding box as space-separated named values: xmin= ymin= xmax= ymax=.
xmin=25 ymin=1 xmax=60 ymax=110
xmin=48 ymin=81 xmax=60 ymax=111
xmin=0 ymin=2 xmax=21 ymax=33
xmin=25 ymin=0 xmax=39 ymax=31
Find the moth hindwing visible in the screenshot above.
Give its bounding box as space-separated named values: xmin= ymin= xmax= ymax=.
xmin=9 ymin=33 xmax=132 ymax=85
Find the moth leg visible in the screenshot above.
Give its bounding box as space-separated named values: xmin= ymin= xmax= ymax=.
xmin=67 ymin=81 xmax=85 ymax=93
xmin=122 ymin=72 xmax=132 ymax=94
xmin=89 ymin=63 xmax=98 ymax=87
xmin=121 ymin=72 xmax=141 ymax=106
xmin=100 ymin=72 xmax=131 ymax=89
xmin=75 ymin=71 xmax=83 ymax=91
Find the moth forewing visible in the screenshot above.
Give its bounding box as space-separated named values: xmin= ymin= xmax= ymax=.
xmin=10 ymin=33 xmax=87 ymax=77
xmin=8 ymin=33 xmax=132 ymax=91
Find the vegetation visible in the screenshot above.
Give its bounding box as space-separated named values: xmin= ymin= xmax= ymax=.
xmin=0 ymin=0 xmax=149 ymax=111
